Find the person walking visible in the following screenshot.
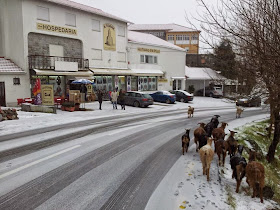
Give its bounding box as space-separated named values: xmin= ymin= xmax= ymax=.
xmin=119 ymin=89 xmax=126 ymax=110
xmin=111 ymin=88 xmax=118 ymax=109
xmin=80 ymin=84 xmax=87 ymax=102
xmin=97 ymin=89 xmax=103 ymax=110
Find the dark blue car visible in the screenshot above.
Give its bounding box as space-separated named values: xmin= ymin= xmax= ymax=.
xmin=150 ymin=91 xmax=176 ymax=104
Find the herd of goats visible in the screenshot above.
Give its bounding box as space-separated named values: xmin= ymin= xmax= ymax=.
xmin=181 ymin=106 xmax=265 ymax=203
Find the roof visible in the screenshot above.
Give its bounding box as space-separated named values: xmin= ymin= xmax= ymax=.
xmin=128 ymin=23 xmax=200 ymax=33
xmin=42 ymin=0 xmax=130 ymax=23
xmin=0 ymin=58 xmax=25 ymax=74
xmin=185 ymin=66 xmax=226 ymax=80
xmin=128 ymin=31 xmax=185 ymax=51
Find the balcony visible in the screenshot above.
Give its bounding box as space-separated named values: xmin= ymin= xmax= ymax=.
xmin=28 ymin=55 xmax=89 ymax=70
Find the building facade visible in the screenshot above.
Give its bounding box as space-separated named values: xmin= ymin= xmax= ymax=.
xmin=128 ymin=24 xmax=200 ymax=54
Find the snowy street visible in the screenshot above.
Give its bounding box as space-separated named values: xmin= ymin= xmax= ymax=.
xmin=0 ymin=97 xmax=277 ymax=210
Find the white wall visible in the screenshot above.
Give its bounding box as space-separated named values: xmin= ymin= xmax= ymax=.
xmin=22 ymin=0 xmax=128 ymax=70
xmin=0 ymin=74 xmax=30 ymax=106
xmin=127 ymin=42 xmax=186 ymax=90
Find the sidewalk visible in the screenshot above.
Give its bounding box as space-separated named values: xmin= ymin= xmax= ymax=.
xmin=0 ymin=97 xmax=236 ymax=137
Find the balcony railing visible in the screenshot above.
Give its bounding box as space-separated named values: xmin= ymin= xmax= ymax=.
xmin=28 ymin=55 xmax=89 ymax=70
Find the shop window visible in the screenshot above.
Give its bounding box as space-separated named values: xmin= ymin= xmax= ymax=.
xmin=178 ymin=80 xmax=182 ymax=90
xmin=66 ymin=13 xmax=76 ymax=27
xmin=13 ymin=78 xmax=20 ymax=85
xmin=92 ymin=19 xmax=100 ymax=31
xmin=37 ymin=6 xmax=49 ymax=21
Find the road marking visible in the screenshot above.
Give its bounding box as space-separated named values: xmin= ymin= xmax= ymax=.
xmin=0 ymin=145 xmax=81 ymax=179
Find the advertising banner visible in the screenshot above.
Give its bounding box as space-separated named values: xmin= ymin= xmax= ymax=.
xmin=41 ymin=85 xmax=54 ymax=106
xmin=33 ymin=78 xmax=42 ymax=105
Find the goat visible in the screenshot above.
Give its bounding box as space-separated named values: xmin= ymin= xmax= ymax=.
xmin=199 ymin=138 xmax=214 ymax=181
xmin=182 ymin=129 xmax=190 ymax=155
xmin=194 ymin=123 xmax=207 ymax=152
xmin=230 ymin=145 xmax=247 ymax=193
xmin=212 ymin=122 xmax=228 ymax=141
xmin=215 ymin=138 xmax=227 ymax=167
xmin=246 ymin=149 xmax=265 ymax=203
xmin=226 ymin=130 xmax=238 ymax=157
xmin=205 ymin=115 xmax=220 ymax=137
xmin=236 ymin=106 xmax=244 ymax=118
xmin=188 ymin=106 xmax=194 ymax=118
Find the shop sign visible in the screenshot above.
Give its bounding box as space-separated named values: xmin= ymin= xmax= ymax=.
xmin=138 ymin=48 xmax=160 ymax=53
xmin=103 ymin=23 xmax=116 ymax=51
xmin=41 ymin=85 xmax=54 ymax=105
xmin=87 ymin=84 xmax=93 ymax=94
xmin=37 ymin=23 xmax=77 ymax=35
xmin=158 ymin=78 xmax=168 ymax=82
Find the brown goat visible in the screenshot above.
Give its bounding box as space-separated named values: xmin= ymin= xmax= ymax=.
xmin=215 ymin=138 xmax=227 ymax=167
xmin=212 ymin=122 xmax=228 ymax=141
xmin=246 ymin=149 xmax=265 ymax=203
xmin=194 ymin=123 xmax=206 ymax=152
xmin=182 ymin=129 xmax=190 ymax=155
xmin=188 ymin=106 xmax=194 ymax=118
xmin=199 ymin=138 xmax=214 ymax=181
xmin=236 ymin=106 xmax=244 ymax=118
xmin=226 ymin=130 xmax=238 ymax=157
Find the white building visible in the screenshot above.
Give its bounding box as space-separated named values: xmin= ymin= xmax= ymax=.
xmin=0 ymin=0 xmax=187 ymax=106
xmin=128 ymin=31 xmax=186 ymax=91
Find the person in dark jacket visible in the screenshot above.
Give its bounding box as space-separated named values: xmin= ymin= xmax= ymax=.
xmin=80 ymin=84 xmax=87 ymax=101
xmin=97 ymin=89 xmax=103 ymax=110
xmin=119 ymin=89 xmax=126 ymax=110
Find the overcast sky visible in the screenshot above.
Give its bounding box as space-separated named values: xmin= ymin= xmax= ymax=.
xmin=73 ymin=0 xmax=216 ymax=52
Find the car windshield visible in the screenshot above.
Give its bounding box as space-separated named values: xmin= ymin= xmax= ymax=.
xmin=178 ymin=90 xmax=192 ymax=95
xmin=162 ymin=91 xmax=171 ymax=95
xmin=143 ymin=94 xmax=152 ymax=98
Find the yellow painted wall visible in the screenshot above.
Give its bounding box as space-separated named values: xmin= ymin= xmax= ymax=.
xmin=166 ymin=31 xmax=200 ymax=54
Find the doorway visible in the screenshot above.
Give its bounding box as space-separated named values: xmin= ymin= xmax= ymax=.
xmin=0 ymin=82 xmax=6 ymax=106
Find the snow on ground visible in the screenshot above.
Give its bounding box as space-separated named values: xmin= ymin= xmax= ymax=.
xmin=145 ymin=113 xmax=280 ymax=210
xmin=0 ymin=96 xmax=237 ymax=137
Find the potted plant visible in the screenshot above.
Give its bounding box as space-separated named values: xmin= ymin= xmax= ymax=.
xmin=61 ymin=101 xmax=75 ymax=112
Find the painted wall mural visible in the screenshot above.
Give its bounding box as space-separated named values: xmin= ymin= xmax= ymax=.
xmin=103 ymin=23 xmax=116 ymax=51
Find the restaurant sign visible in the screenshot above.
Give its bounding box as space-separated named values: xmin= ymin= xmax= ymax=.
xmin=138 ymin=48 xmax=160 ymax=53
xmin=37 ymin=23 xmax=77 ymax=35
xmin=41 ymin=85 xmax=54 ymax=106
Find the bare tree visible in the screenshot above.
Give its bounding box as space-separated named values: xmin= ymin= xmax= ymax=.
xmin=191 ymin=0 xmax=280 ymax=162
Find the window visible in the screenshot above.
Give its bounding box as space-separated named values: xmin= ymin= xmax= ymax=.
xmin=65 ymin=13 xmax=76 ymax=27
xmin=176 ymin=35 xmax=183 ymax=40
xmin=183 ymin=35 xmax=190 ymax=40
xmin=167 ymin=35 xmax=174 ymax=40
xmin=159 ymin=32 xmax=164 ymax=36
xmin=92 ymin=19 xmax=100 ymax=31
xmin=192 ymin=34 xmax=198 ymax=40
xmin=118 ymin=25 xmax=125 ymax=37
xmin=13 ymin=78 xmax=20 ymax=85
xmin=140 ymin=55 xmax=158 ymax=64
xmin=37 ymin=6 xmax=49 ymax=21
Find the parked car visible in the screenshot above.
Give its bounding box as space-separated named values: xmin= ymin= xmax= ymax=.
xmin=117 ymin=91 xmax=153 ymax=108
xmin=169 ymin=90 xmax=194 ymax=103
xmin=236 ymin=96 xmax=261 ymax=107
xmin=196 ymin=86 xmax=223 ymax=98
xmin=150 ymin=91 xmax=176 ymax=104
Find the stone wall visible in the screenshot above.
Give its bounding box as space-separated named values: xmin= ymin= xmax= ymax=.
xmin=28 ymin=32 xmax=83 ymax=58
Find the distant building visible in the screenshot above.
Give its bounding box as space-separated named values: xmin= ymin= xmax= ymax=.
xmin=128 ymin=24 xmax=200 ymax=54
xmin=186 ymin=54 xmax=214 ymax=68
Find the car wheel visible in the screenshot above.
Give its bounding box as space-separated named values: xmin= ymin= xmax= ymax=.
xmin=166 ymin=99 xmax=171 ymax=104
xmin=209 ymin=93 xmax=213 ymax=97
xmin=180 ymin=98 xmax=185 ymax=103
xmin=133 ymin=101 xmax=140 ymax=107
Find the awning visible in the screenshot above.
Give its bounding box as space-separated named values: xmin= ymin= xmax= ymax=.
xmin=90 ymin=68 xmax=133 ymax=76
xmin=32 ymin=69 xmax=93 ymax=77
xmin=185 ymin=66 xmax=226 ymax=81
xmin=171 ymin=76 xmax=185 ymax=79
xmin=130 ymin=69 xmax=164 ymax=76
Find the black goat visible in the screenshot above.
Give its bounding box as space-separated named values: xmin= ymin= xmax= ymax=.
xmin=198 ymin=133 xmax=208 ymax=150
xmin=182 ymin=129 xmax=190 ymax=155
xmin=205 ymin=115 xmax=220 ymax=137
xmin=230 ymin=145 xmax=247 ymax=193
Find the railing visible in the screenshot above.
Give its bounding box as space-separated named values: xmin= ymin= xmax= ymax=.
xmin=28 ymin=55 xmax=89 ymax=70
